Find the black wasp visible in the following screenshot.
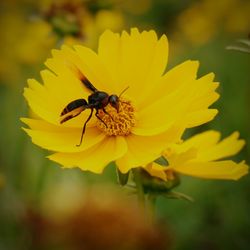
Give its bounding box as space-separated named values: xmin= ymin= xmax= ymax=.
xmin=60 ymin=67 xmax=128 ymax=147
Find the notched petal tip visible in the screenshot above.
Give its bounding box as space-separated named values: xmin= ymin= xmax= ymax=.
xmin=61 ymin=44 xmax=72 ymax=51
xmin=20 ymin=118 xmax=30 ymax=127
xmin=50 ymin=48 xmax=61 ymax=58
xmin=21 ymin=127 xmax=33 ymax=138
xmin=130 ymin=27 xmax=140 ymax=35
xmin=229 ymin=161 xmax=249 ymax=180
xmin=205 ymin=72 xmax=215 ymax=81
xmin=159 ymin=34 xmax=168 ymax=44
xmin=102 ymin=29 xmax=118 ymax=36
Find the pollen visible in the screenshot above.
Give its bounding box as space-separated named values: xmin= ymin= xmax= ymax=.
xmin=96 ymin=100 xmax=136 ymax=136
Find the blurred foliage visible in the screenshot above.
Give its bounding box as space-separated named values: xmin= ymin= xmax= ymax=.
xmin=227 ymin=37 xmax=250 ymax=54
xmin=0 ymin=0 xmax=250 ymax=249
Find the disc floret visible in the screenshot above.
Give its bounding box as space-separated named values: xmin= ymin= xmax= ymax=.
xmin=97 ymin=99 xmax=136 ymax=136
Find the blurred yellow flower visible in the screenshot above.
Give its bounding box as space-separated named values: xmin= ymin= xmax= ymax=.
xmin=175 ymin=0 xmax=250 ymax=46
xmin=0 ymin=8 xmax=55 ymax=83
xmin=22 ymin=28 xmax=219 ymax=174
xmin=15 ymin=20 xmax=56 ymax=65
xmin=145 ymin=131 xmax=248 ymax=181
xmin=40 ymin=0 xmax=124 ymax=47
xmin=0 ymin=0 xmax=126 ymax=84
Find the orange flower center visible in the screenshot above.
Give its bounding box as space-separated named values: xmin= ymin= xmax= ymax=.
xmin=96 ymin=99 xmax=136 ymax=136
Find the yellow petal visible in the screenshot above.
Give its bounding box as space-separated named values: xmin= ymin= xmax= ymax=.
xmin=98 ymin=28 xmax=169 ymax=105
xmin=144 ymin=60 xmax=199 ymax=107
xmin=133 ymin=77 xmax=198 ymax=136
xmin=72 ymin=45 xmax=116 ymax=93
xmin=24 ymin=79 xmax=59 ymax=125
xmin=23 ymin=127 xmax=105 ymax=153
xmin=41 ymin=69 xmax=96 ymax=128
xmin=48 ymin=136 xmax=127 ymax=173
xmin=22 ymin=118 xmax=105 ymax=152
xmin=198 ymin=132 xmax=245 ymax=161
xmin=187 ymin=75 xmax=219 ymax=111
xmin=135 ymin=63 xmax=219 ymax=135
xmin=185 ymin=109 xmax=218 ymax=128
xmin=116 ymin=126 xmax=184 ymax=173
xmin=184 ymin=73 xmax=219 ymax=126
xmin=98 ymin=30 xmax=121 ymax=91
xmin=167 ymin=148 xmax=198 ymax=166
xmin=46 ymin=45 xmax=109 ymax=92
xmin=144 ymin=163 xmax=168 ymax=181
xmin=175 ymin=130 xmax=221 ymax=154
xmin=133 ymin=62 xmax=219 ymax=136
xmin=173 ymin=161 xmax=249 ymax=180
xmin=24 ymin=74 xmax=97 ymax=128
xmin=40 ymin=69 xmax=88 ymax=104
xmin=21 ymin=118 xmax=64 ymax=131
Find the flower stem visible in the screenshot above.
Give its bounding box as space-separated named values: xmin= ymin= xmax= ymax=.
xmin=147 ymin=193 xmax=157 ymax=223
xmin=132 ymin=168 xmax=146 ymax=211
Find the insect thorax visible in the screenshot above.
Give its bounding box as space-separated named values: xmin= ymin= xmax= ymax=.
xmin=88 ymin=91 xmax=109 ymax=108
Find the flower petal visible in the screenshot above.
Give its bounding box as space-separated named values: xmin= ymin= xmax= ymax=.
xmin=134 ymin=62 xmax=219 ymax=136
xmin=173 ymin=160 xmax=249 ymax=180
xmin=72 ymin=45 xmax=116 ymax=93
xmin=198 ymin=132 xmax=245 ymax=161
xmin=143 ymin=60 xmax=199 ymax=107
xmin=24 ymin=78 xmax=60 ymax=125
xmin=184 ymin=109 xmax=218 ymax=128
xmin=98 ymin=30 xmax=121 ymax=91
xmin=185 ymin=73 xmax=220 ymax=127
xmin=40 ymin=69 xmax=88 ymax=105
xmin=48 ymin=136 xmax=128 ymax=173
xmin=22 ymin=118 xmax=105 ymax=153
xmin=24 ymin=72 xmax=97 ymax=128
xmin=116 ymin=126 xmax=184 ymax=173
xmin=133 ymin=76 xmax=199 ymax=136
xmin=98 ymin=28 xmax=169 ymax=104
xmin=45 ymin=45 xmax=115 ymax=93
xmin=175 ymin=130 xmax=221 ymax=154
xmin=144 ymin=163 xmax=168 ymax=181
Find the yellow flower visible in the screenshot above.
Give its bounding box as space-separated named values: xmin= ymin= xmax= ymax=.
xmin=145 ymin=130 xmax=248 ymax=181
xmin=22 ymin=28 xmax=219 ymax=174
xmin=175 ymin=0 xmax=250 ymax=46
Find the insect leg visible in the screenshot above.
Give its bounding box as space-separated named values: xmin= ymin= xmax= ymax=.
xmin=103 ymin=108 xmax=114 ymax=121
xmin=76 ymin=108 xmax=93 ymax=147
xmin=95 ymin=110 xmax=108 ymax=128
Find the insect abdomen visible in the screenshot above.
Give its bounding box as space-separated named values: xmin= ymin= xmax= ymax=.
xmin=61 ymin=99 xmax=87 ymax=116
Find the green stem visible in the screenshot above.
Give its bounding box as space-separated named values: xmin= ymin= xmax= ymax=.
xmin=147 ymin=194 xmax=157 ymax=223
xmin=35 ymin=158 xmax=50 ymax=203
xmin=132 ymin=168 xmax=145 ymax=211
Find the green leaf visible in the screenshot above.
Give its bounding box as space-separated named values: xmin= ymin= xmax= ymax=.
xmin=163 ymin=191 xmax=194 ymax=202
xmin=226 ymin=45 xmax=250 ymax=54
xmin=237 ymin=39 xmax=250 ymax=47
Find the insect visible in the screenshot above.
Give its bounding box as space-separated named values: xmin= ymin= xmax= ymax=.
xmin=60 ymin=67 xmax=128 ymax=147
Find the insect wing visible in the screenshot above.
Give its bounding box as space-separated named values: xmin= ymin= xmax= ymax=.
xmin=81 ymin=75 xmax=98 ymax=93
xmin=60 ymin=99 xmax=87 ymax=124
xmin=66 ymin=61 xmax=98 ymax=93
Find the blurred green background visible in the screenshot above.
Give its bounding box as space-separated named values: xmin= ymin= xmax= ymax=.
xmin=0 ymin=0 xmax=250 ymax=249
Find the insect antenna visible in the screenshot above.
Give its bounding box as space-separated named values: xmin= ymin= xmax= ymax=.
xmin=119 ymin=86 xmax=130 ymax=98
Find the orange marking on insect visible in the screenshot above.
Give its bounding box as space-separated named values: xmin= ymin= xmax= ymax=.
xmin=60 ymin=106 xmax=85 ymax=124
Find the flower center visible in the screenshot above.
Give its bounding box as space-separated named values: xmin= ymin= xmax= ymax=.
xmin=96 ymin=99 xmax=136 ymax=136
